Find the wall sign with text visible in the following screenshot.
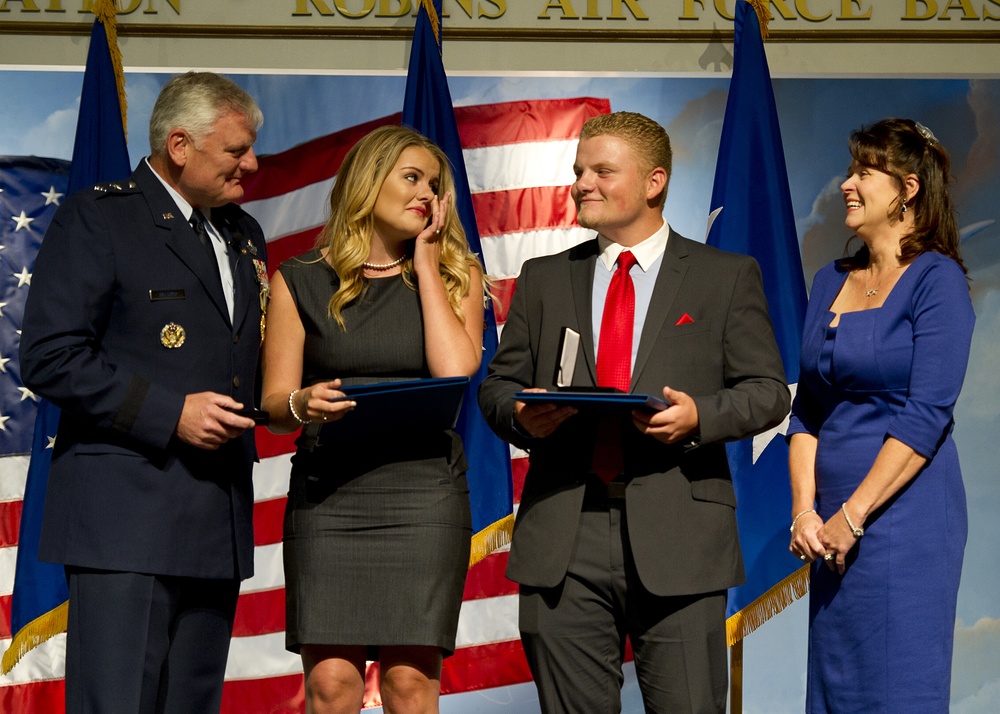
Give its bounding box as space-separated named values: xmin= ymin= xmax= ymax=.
xmin=2 ymin=1 xmax=999 ymax=41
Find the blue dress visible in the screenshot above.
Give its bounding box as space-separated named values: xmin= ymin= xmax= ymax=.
xmin=788 ymin=251 xmax=974 ymax=713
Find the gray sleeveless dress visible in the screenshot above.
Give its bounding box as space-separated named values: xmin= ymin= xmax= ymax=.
xmin=279 ymin=249 xmax=472 ymax=656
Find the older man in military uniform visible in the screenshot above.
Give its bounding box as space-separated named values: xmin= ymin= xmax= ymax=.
xmin=20 ymin=72 xmax=268 ymax=714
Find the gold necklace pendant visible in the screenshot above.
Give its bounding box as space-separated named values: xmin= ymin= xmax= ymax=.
xmin=864 ymin=264 xmax=899 ymax=298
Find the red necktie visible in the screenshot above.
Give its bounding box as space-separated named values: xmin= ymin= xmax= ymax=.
xmin=597 ymin=250 xmax=637 ymax=391
xmin=592 ymin=250 xmax=637 ymax=483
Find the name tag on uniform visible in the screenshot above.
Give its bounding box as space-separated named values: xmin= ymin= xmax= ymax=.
xmin=149 ymin=289 xmax=186 ymax=301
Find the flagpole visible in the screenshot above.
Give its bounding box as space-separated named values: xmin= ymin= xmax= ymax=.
xmin=706 ymin=1 xmax=809 ymax=711
xmin=730 ymin=638 xmax=744 ymax=713
xmin=1 ymin=0 xmax=130 ymax=678
xmin=402 ymin=0 xmax=515 ymax=567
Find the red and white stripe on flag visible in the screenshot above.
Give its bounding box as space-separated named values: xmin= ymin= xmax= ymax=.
xmin=0 ymin=96 xmax=610 ymax=712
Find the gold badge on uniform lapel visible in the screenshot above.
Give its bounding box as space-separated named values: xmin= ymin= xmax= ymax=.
xmin=160 ymin=322 xmax=186 ymax=349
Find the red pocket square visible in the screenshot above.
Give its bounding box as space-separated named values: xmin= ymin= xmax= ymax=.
xmin=675 ymin=313 xmax=695 ymax=326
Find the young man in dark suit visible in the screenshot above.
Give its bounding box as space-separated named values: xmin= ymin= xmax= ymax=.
xmin=20 ymin=72 xmax=268 ymax=714
xmin=479 ymin=111 xmax=790 ymax=713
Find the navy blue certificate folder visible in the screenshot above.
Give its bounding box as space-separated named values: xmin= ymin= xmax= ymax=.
xmin=320 ymin=376 xmax=470 ymax=440
xmin=513 ymin=390 xmax=669 ymax=413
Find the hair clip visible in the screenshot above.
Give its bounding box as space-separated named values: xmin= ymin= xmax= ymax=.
xmin=915 ymin=122 xmax=938 ymax=144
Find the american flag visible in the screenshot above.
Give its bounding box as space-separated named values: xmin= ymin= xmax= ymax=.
xmin=0 ymin=156 xmax=72 ymax=712
xmin=0 ymin=97 xmax=611 ymax=710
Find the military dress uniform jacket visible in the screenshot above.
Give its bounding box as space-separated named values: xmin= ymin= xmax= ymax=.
xmin=479 ymin=232 xmax=790 ymax=597
xmin=20 ymin=160 xmax=268 ymax=581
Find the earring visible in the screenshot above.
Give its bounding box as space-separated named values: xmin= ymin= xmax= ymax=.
xmin=901 ymin=201 xmax=908 ymax=213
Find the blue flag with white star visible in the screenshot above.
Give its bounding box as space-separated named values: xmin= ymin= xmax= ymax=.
xmin=706 ymin=0 xmax=808 ymax=643
xmin=402 ymin=0 xmax=514 ymax=562
xmin=2 ymin=2 xmax=131 ymax=673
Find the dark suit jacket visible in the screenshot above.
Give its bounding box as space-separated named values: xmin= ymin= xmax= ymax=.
xmin=479 ymin=231 xmax=789 ymax=597
xmin=20 ymin=160 xmax=267 ymax=581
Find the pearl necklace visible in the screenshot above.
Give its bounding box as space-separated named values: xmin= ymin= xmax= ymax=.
xmin=362 ymin=255 xmax=405 ymax=271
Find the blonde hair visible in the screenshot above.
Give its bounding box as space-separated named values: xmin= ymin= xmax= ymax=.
xmin=316 ymin=124 xmax=485 ymax=329
xmin=579 ymin=111 xmax=672 ymax=207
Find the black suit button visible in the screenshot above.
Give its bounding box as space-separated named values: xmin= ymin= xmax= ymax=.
xmin=233 ymin=376 xmax=241 ymax=388
xmin=233 ymin=332 xmax=240 ymax=344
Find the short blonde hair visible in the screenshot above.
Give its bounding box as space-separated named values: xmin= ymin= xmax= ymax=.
xmin=579 ymin=111 xmax=672 ymax=206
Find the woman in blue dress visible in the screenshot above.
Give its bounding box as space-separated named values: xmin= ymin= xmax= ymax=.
xmin=787 ymin=118 xmax=974 ymax=713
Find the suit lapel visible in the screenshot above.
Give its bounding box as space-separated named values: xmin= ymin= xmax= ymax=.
xmin=133 ymin=163 xmax=232 ymax=326
xmin=632 ymin=229 xmax=689 ymax=388
xmin=569 ymin=240 xmax=599 ymax=387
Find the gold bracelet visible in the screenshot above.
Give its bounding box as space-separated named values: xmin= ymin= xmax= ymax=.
xmin=841 ymin=503 xmax=864 ymax=538
xmin=790 ymin=508 xmax=817 ymax=533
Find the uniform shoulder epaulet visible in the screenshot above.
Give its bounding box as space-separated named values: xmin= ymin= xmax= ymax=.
xmin=92 ymin=179 xmax=139 ymax=195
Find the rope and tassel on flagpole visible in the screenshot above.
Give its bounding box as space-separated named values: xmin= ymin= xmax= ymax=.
xmin=418 ymin=0 xmax=441 ymax=46
xmin=745 ymin=0 xmax=772 ymax=39
xmin=93 ymin=0 xmax=128 ymax=140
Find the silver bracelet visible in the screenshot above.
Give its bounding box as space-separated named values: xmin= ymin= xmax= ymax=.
xmin=790 ymin=508 xmax=817 ymax=533
xmin=841 ymin=503 xmax=864 ymax=538
xmin=288 ymin=389 xmax=311 ymax=425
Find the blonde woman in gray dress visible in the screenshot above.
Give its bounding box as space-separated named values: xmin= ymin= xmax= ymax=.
xmin=262 ymin=125 xmax=487 ymax=714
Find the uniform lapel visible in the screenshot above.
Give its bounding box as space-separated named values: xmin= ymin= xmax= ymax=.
xmin=133 ymin=162 xmax=232 ymax=325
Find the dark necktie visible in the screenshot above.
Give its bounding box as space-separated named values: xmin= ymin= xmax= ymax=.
xmin=192 ymin=209 xmax=239 ymax=280
xmin=189 ymin=209 xmax=215 ymax=260
xmin=592 ymin=250 xmax=637 ymax=484
xmin=190 ymin=210 xmax=237 ymax=319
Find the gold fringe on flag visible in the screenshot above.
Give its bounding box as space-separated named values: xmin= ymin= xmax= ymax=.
xmin=744 ymin=0 xmax=772 ymax=40
xmin=419 ymin=0 xmax=442 ymax=46
xmin=468 ymin=513 xmax=514 ymax=568
xmin=93 ymin=0 xmax=128 ymax=141
xmin=726 ymin=564 xmax=809 ymax=646
xmin=1 ymin=601 xmax=69 ymax=675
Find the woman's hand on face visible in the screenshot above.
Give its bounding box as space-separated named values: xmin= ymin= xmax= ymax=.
xmin=413 ymin=192 xmax=449 ymax=273
xmin=297 ymin=378 xmax=355 ymax=424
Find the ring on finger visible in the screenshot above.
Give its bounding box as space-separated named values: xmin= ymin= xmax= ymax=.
xmin=799 ymin=555 xmax=807 ymax=562
xmin=823 ymin=553 xmax=834 ymax=561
